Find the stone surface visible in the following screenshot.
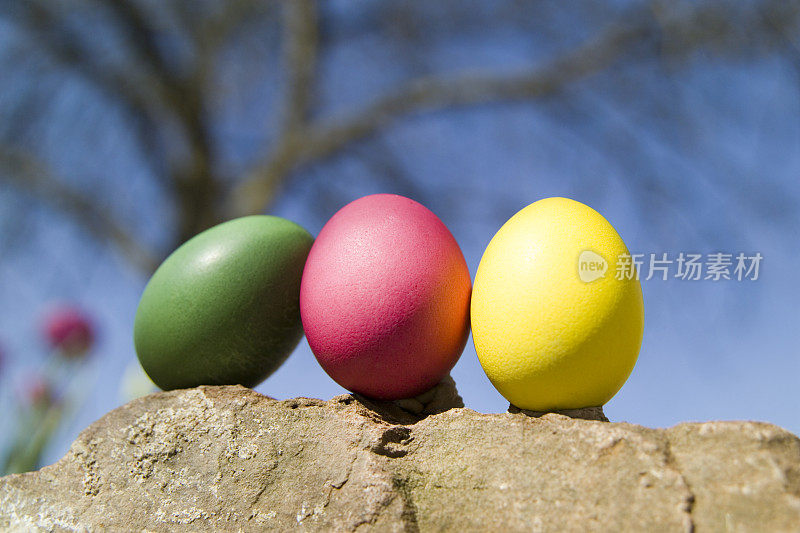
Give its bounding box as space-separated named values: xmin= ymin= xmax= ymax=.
xmin=1 ymin=385 xmax=799 ymax=532
xmin=508 ymin=403 xmax=609 ymax=421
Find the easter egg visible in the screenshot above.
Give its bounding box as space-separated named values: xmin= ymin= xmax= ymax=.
xmin=471 ymin=197 xmax=644 ymax=411
xmin=134 ymin=216 xmax=314 ymax=390
xmin=300 ymin=194 xmax=471 ymax=400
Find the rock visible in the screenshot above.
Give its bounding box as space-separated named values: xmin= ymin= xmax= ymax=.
xmin=355 ymin=375 xmax=464 ymax=424
xmin=508 ymin=403 xmax=609 ymax=421
xmin=1 ymin=386 xmax=799 ymax=532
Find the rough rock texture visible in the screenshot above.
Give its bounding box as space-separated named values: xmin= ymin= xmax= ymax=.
xmin=1 ymin=385 xmax=799 ymax=532
xmin=508 ymin=403 xmax=609 ymax=422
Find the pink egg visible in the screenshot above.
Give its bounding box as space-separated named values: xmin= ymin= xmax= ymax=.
xmin=300 ymin=194 xmax=472 ymax=400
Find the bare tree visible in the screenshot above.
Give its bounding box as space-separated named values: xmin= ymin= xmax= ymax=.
xmin=1 ymin=0 xmax=799 ymax=273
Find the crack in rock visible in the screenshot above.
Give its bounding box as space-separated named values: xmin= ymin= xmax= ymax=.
xmin=371 ymin=426 xmax=413 ymax=459
xmin=663 ymin=438 xmax=697 ymax=533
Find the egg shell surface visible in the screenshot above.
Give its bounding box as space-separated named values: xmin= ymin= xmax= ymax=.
xmin=300 ymin=194 xmax=471 ymax=400
xmin=471 ymin=197 xmax=644 ymax=410
xmin=134 ymin=215 xmax=314 ymax=390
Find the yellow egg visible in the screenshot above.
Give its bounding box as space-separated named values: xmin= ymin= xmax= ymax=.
xmin=471 ymin=197 xmax=644 ymax=410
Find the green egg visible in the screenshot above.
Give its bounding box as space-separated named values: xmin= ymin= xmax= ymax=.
xmin=134 ymin=215 xmax=314 ymax=390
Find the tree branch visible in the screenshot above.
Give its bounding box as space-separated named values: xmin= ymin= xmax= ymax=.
xmin=6 ymin=0 xmax=172 ymax=186
xmin=279 ymin=0 xmax=319 ymax=134
xmin=98 ymin=0 xmax=225 ymax=243
xmin=0 ymin=146 xmax=159 ymax=273
xmin=355 ymin=137 xmax=433 ymax=206
xmin=229 ymin=10 xmax=652 ymax=216
xmin=229 ymin=0 xmax=800 ymax=217
xmin=99 ymin=0 xmax=186 ymax=113
xmin=6 ymin=0 xmax=227 ymax=244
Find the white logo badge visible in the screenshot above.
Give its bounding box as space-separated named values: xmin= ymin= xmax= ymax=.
xmin=578 ymin=250 xmax=608 ymax=283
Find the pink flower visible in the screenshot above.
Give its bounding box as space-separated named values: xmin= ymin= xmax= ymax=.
xmin=43 ymin=307 xmax=95 ymax=358
xmin=26 ymin=376 xmax=54 ymax=406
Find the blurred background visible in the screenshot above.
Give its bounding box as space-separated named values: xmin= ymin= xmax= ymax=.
xmin=1 ymin=0 xmax=799 ymax=472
